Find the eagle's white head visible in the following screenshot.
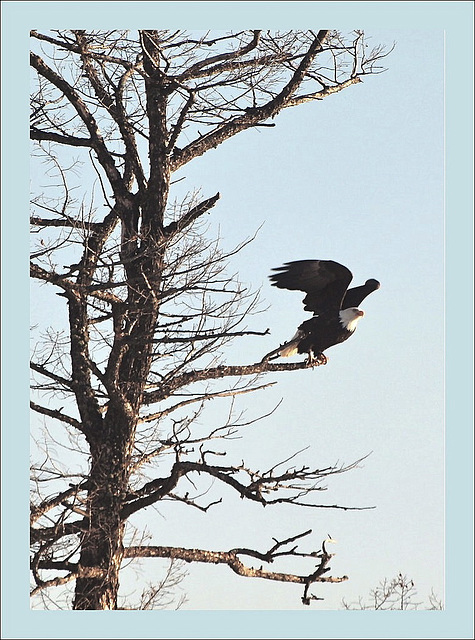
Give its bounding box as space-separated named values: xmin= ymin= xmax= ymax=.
xmin=339 ymin=307 xmax=365 ymax=332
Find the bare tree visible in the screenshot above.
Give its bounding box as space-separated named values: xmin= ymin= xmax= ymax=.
xmin=30 ymin=29 xmax=391 ymax=609
xmin=341 ymin=573 xmax=445 ymax=610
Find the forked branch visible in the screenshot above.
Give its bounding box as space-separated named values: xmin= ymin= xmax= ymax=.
xmin=123 ymin=532 xmax=347 ymax=605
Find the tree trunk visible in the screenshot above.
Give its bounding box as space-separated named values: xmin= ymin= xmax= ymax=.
xmin=73 ymin=411 xmax=133 ymax=609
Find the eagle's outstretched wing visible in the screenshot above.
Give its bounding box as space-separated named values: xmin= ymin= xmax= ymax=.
xmin=269 ymin=260 xmax=353 ymax=315
xmin=342 ymin=278 xmax=380 ymax=309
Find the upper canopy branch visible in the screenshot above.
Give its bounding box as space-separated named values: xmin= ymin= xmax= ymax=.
xmin=30 ymin=215 xmax=103 ymax=230
xmin=30 ymin=400 xmax=84 ymax=433
xmin=30 ymin=262 xmax=124 ymax=306
xmin=169 ymin=31 xmax=330 ymax=172
xmin=30 ymin=30 xmax=135 ymax=69
xmin=177 ymin=30 xmax=262 ymax=80
xmin=163 ymin=192 xmax=221 ymax=236
xmin=30 ymin=127 xmax=93 ymax=148
xmin=286 ymin=75 xmax=362 ymax=107
xmin=30 ymin=361 xmax=73 ymax=390
xmin=73 ymin=31 xmax=147 ymax=192
xmin=30 ymin=52 xmax=128 ymax=203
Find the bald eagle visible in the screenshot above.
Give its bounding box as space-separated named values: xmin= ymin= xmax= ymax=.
xmin=262 ymin=260 xmax=380 ymax=365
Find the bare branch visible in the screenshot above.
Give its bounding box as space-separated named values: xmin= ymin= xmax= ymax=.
xmin=30 ymin=401 xmax=84 ymax=433
xmin=164 ymin=192 xmax=221 ymax=236
xmin=178 ymin=30 xmax=262 ymax=80
xmin=30 ymin=483 xmax=86 ymax=524
xmin=124 ymin=533 xmax=348 ymax=605
xmin=30 ymin=52 xmax=128 ymax=201
xmin=143 ymin=359 xmax=323 ymax=405
xmin=169 ymin=32 xmax=330 ymax=171
xmin=138 ymin=382 xmax=276 ymax=424
xmin=122 ymin=453 xmax=373 ymax=520
xmin=30 ymin=127 xmax=92 ymax=147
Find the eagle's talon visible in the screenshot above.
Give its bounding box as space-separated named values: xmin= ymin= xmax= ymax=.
xmin=305 ymin=353 xmax=327 ymax=367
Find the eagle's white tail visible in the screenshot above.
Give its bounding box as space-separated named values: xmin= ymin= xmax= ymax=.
xmin=261 ymin=330 xmax=303 ymax=362
xmin=279 ymin=340 xmax=300 ymax=357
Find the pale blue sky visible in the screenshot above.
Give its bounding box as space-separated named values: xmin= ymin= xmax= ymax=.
xmin=2 ymin=3 xmax=474 ymax=639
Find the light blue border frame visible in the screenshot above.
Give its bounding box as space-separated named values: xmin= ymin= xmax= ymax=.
xmin=2 ymin=3 xmax=473 ymax=638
